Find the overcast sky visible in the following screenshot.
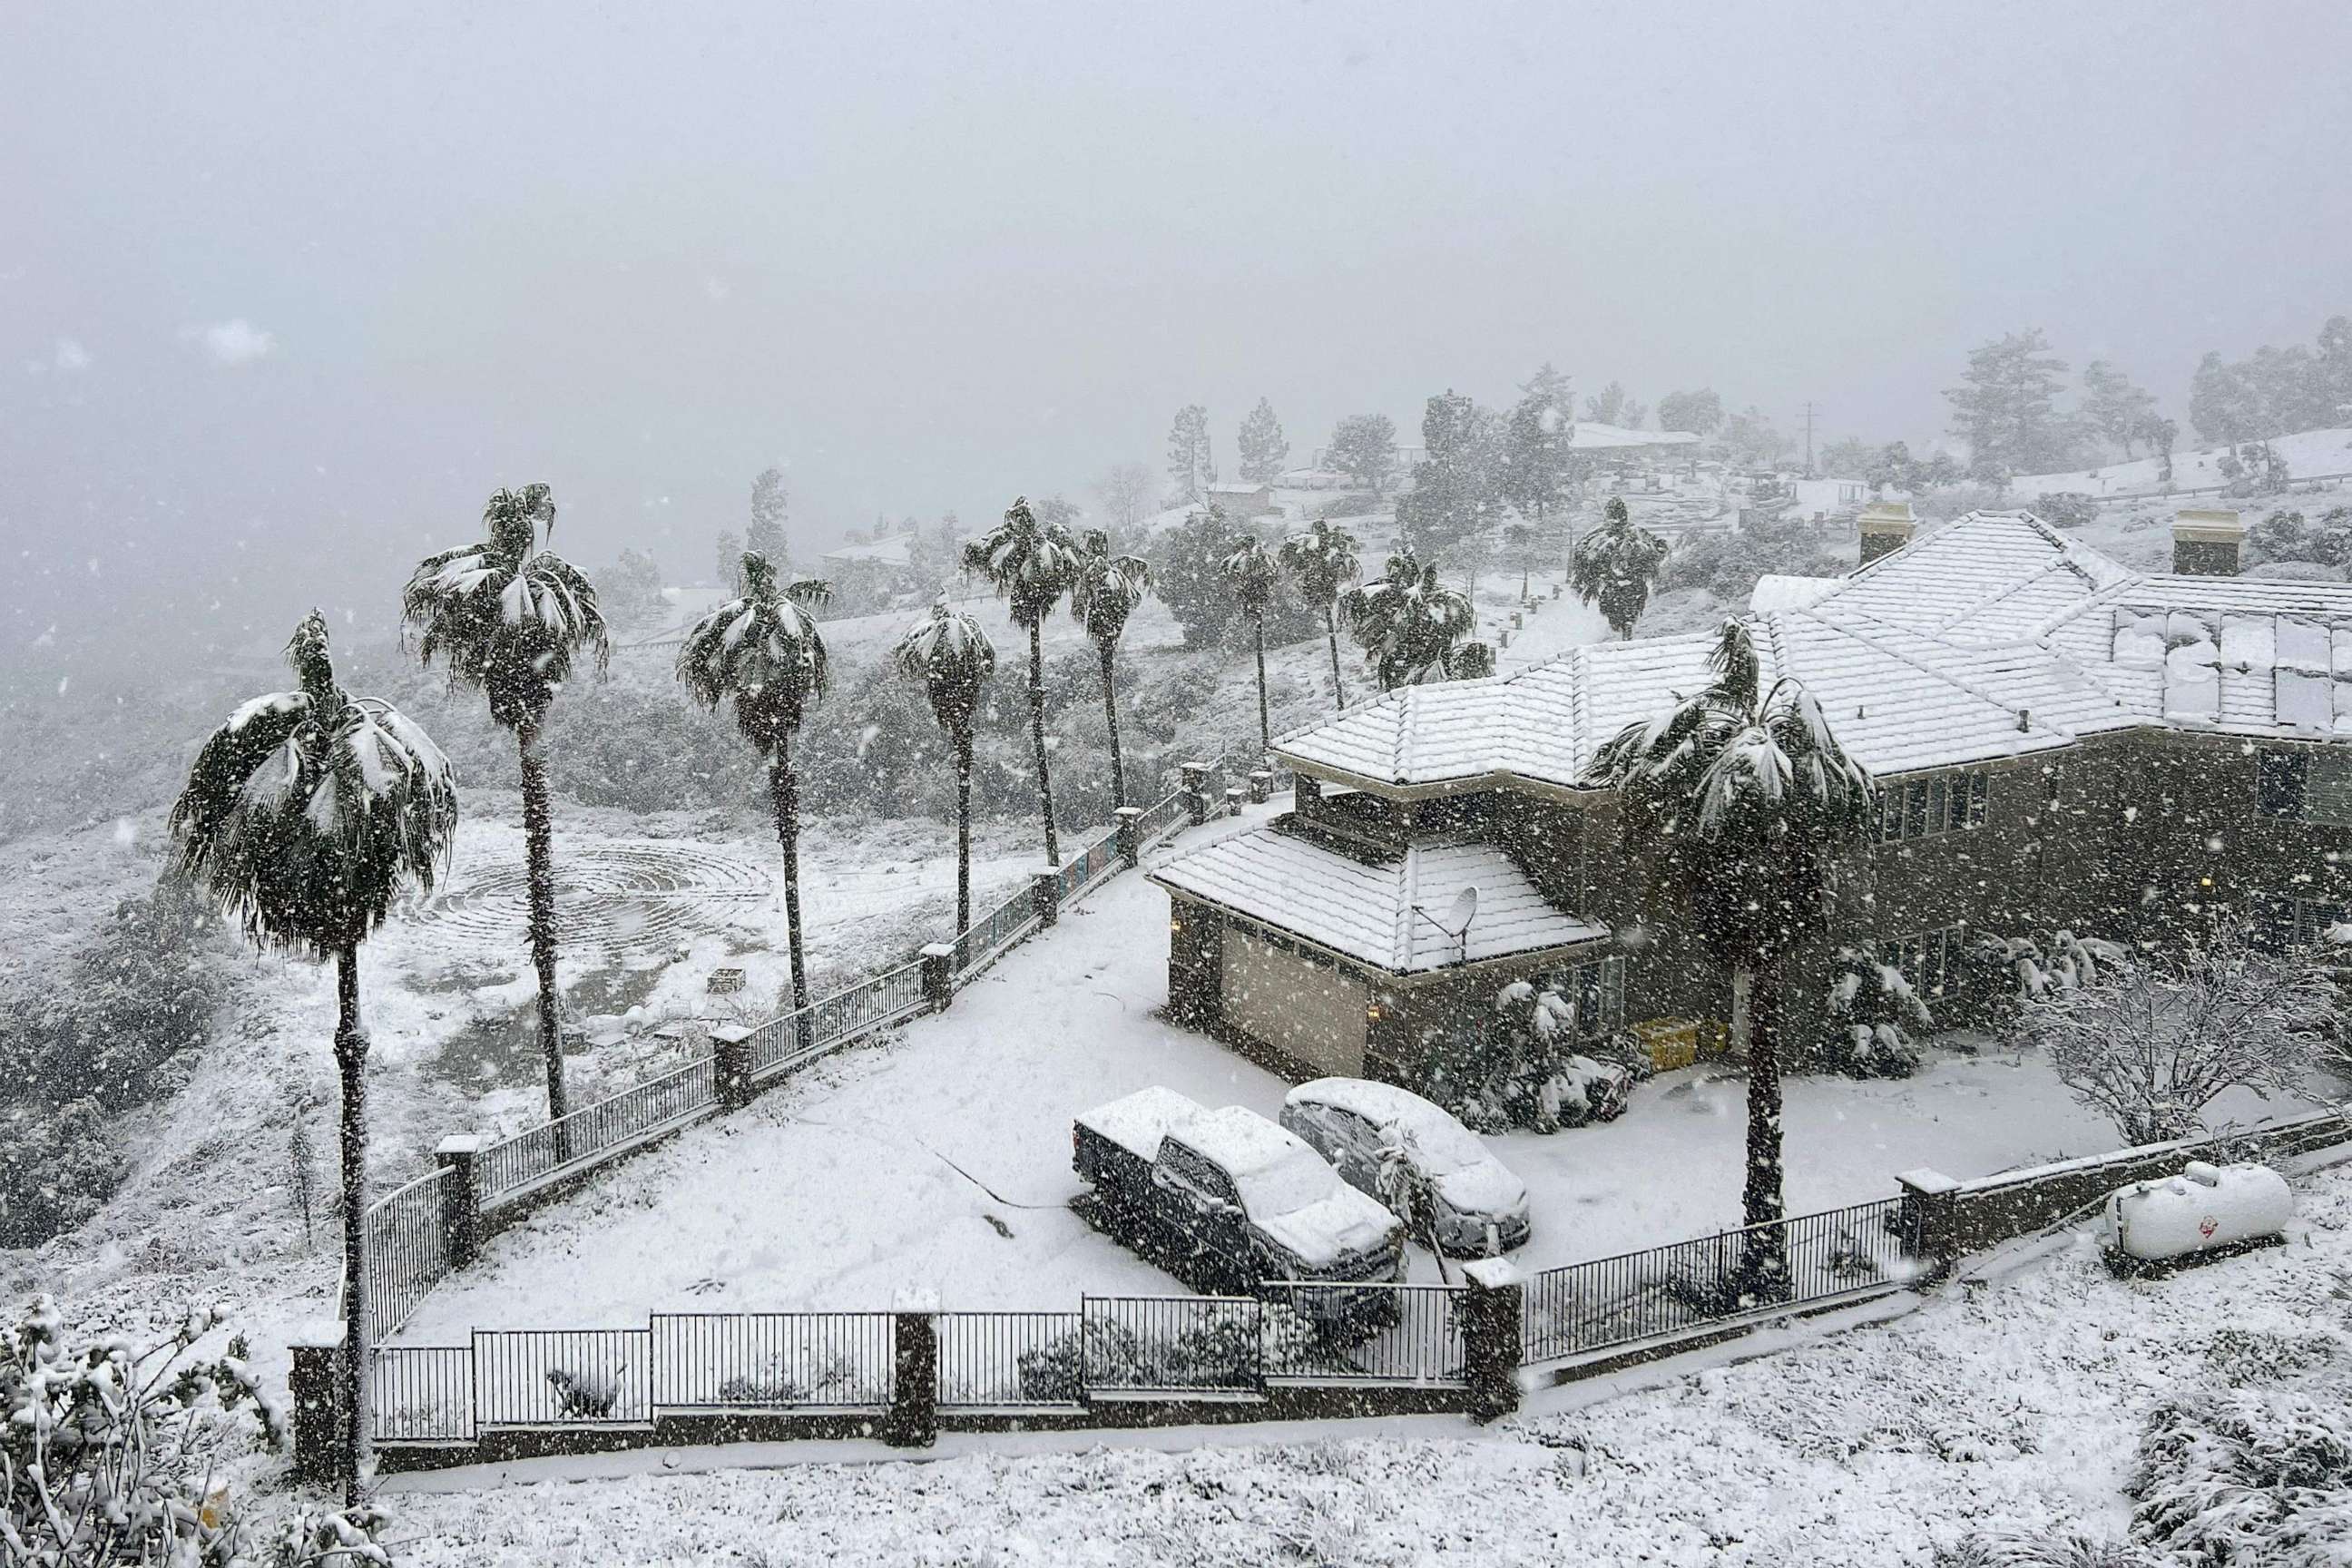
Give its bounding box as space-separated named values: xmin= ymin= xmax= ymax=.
xmin=6 ymin=1 xmax=2350 ymax=672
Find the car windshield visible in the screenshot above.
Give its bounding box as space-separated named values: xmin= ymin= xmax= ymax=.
xmin=1232 ymin=1144 xmax=1339 ymax=1216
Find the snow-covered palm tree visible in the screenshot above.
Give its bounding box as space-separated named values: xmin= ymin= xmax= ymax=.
xmin=1570 ymin=496 xmax=1670 ymax=640
xmin=1070 ymin=530 xmax=1152 ymax=807
xmin=1583 ymin=618 xmax=1876 ymax=1293
xmin=964 ymin=497 xmax=1081 ymax=865
xmin=170 ymin=612 xmax=459 ymax=1504
xmin=1279 ymin=518 xmax=1360 ymax=710
xmin=894 ymin=597 xmax=997 ymax=935
xmin=1221 ymin=535 xmax=1280 ymax=754
xmin=1339 ymin=552 xmax=1476 ymax=692
xmin=402 ymin=484 xmax=607 ymax=1135
xmin=677 ymin=553 xmax=831 ymax=1026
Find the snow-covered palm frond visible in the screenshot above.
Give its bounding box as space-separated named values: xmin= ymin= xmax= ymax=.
xmin=962 ymin=496 xmax=1081 ymax=628
xmin=1220 ymin=536 xmax=1278 ymax=616
xmin=894 ymin=596 xmax=997 ymax=734
xmin=172 ymin=612 xmax=459 ymax=960
xmin=1071 ymin=529 xmax=1152 ymax=645
xmin=1338 ymin=553 xmax=1476 ymax=691
xmin=674 ymin=551 xmax=828 ymax=753
xmin=1277 ymin=519 xmax=1361 ymax=605
xmin=402 ymin=485 xmax=610 ymax=730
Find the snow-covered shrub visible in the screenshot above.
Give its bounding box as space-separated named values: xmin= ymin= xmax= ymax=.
xmin=1422 ymin=981 xmax=1635 ymax=1133
xmin=2035 ymin=492 xmax=2101 ymax=531
xmin=0 ymin=1097 xmax=123 ymax=1248
xmin=2249 ymin=505 xmax=2352 ymax=569
xmin=1968 ymin=928 xmax=2130 ymax=1031
xmin=2203 ymin=1328 xmax=2345 ymax=1387
xmin=1934 ymin=1528 xmax=2156 ymax=1567
xmin=2129 ymin=1386 xmax=2352 ymax=1566
xmin=1819 ymin=946 xmax=1930 ymax=1078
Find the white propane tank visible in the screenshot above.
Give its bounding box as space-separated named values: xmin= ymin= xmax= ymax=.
xmin=2101 ymin=1161 xmax=2291 ymax=1263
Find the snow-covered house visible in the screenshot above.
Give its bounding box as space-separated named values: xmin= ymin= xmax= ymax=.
xmin=1148 ymin=506 xmax=2352 ymax=1084
xmin=1205 ymin=482 xmax=1276 ymax=519
xmin=1786 ymin=475 xmax=1867 ymax=518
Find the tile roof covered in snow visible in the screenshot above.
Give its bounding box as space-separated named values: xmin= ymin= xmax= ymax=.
xmin=1273 ymin=511 xmax=2352 ymax=792
xmin=1147 ymin=828 xmax=1607 ymax=975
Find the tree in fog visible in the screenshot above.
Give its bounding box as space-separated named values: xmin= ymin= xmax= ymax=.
xmin=749 ymin=466 xmax=791 ymax=567
xmin=1583 ymin=380 xmax=1636 ymax=426
xmin=2080 ymin=360 xmax=2159 ymax=458
xmin=1222 ymin=534 xmax=1280 ymax=754
xmin=595 ymin=546 xmax=665 ymax=631
xmin=1340 ymin=552 xmax=1475 ymax=691
xmin=403 ymin=484 xmax=607 ymax=1136
xmin=1166 ymin=405 xmax=1215 ymax=503
xmin=1094 ymin=461 xmax=1155 ymax=529
xmin=894 ymin=598 xmax=996 ymax=935
xmin=1723 ymin=406 xmax=1789 ymax=467
xmin=676 ymin=554 xmax=830 ymax=1027
xmin=1657 ymin=387 xmax=1725 ymax=437
xmin=1279 ymin=517 xmax=1361 ymax=710
xmin=715 ymin=528 xmax=744 ymax=590
xmin=1237 ymin=397 xmax=1289 ymax=485
xmin=965 ymin=496 xmax=1083 ymax=865
xmin=1584 ymin=618 xmax=1876 ymax=1293
xmin=1500 ymin=386 xmax=1573 ymax=528
xmin=1945 ymin=328 xmax=2075 ymax=476
xmin=1571 ymin=497 xmax=1670 ymax=640
xmin=1397 ymin=390 xmax=1500 ymax=558
xmin=171 ymin=612 xmax=459 ymax=1502
xmin=1326 ymin=413 xmax=1398 ymax=493
xmin=1071 ymin=530 xmax=1152 ymax=806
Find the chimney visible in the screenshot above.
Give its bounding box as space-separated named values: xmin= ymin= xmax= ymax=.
xmin=1857 ymin=500 xmax=1916 ymax=566
xmin=2172 ymin=508 xmax=2243 ymax=576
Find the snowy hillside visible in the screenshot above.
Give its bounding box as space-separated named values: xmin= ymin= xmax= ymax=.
xmin=2008 ymin=426 xmax=2352 ymax=503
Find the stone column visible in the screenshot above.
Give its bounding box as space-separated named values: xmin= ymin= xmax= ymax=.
xmin=1460 ymin=1259 xmax=1524 ymax=1423
xmin=1896 ymin=1167 xmax=1963 ymax=1280
xmin=883 ymin=1287 xmax=939 ymax=1448
xmin=289 ymin=1322 xmax=349 ymax=1488
xmin=1181 ymin=762 xmax=1212 ymax=826
xmin=1247 ymin=769 xmax=1271 ymax=805
xmin=1114 ymin=805 xmax=1144 ymax=867
xmin=1224 ymin=785 xmax=1246 ymax=818
xmin=434 ymin=1134 xmax=485 ymax=1267
xmin=710 ymin=1024 xmax=757 ymax=1112
xmin=1032 ymin=868 xmax=1062 ymax=927
xmin=919 ymin=942 xmax=956 ymax=1012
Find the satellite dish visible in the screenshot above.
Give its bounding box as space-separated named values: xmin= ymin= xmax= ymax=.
xmin=1445 ymin=886 xmax=1479 ymax=935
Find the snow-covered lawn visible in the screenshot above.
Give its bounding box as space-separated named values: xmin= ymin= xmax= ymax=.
xmin=383 ymin=1160 xmax=2352 ymax=1567
xmin=394 ymin=799 xmax=2305 ymax=1342
xmin=2008 ymin=426 xmax=2352 ymax=502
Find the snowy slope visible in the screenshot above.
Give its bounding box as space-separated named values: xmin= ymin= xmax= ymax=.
xmin=2008 ymin=426 xmax=2352 ymax=502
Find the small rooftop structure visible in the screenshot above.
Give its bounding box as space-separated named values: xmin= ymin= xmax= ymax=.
xmin=819 ymin=534 xmax=918 ymax=568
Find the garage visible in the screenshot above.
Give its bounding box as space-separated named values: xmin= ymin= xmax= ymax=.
xmin=1220 ymin=926 xmax=1367 ymax=1077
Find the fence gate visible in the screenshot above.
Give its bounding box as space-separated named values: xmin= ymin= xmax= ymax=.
xmin=1078 ymin=1295 xmax=1266 ymax=1396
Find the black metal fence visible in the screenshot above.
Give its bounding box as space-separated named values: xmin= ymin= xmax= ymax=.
xmin=372 ymin=1345 xmax=475 ymax=1443
xmin=651 ymin=1312 xmax=896 ymax=1409
xmin=935 ymin=1310 xmax=1085 ymax=1409
xmin=1520 ymin=1196 xmax=1918 ymax=1365
xmin=363 ymin=1169 xmax=454 ymax=1337
xmin=1077 ymin=1295 xmax=1268 ymax=1396
xmin=1264 ymin=1283 xmax=1467 ymax=1385
xmin=477 ymin=1055 xmax=720 ymax=1205
xmin=473 ymin=1328 xmax=655 ymax=1426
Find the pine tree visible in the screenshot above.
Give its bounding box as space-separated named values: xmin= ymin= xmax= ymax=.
xmin=715 ymin=528 xmax=743 ymax=589
xmin=1499 ymin=387 xmax=1572 ymax=526
xmin=1166 ymin=405 xmax=1214 ymax=502
xmin=287 ymin=1102 xmax=317 ymax=1248
xmin=2080 ymin=360 xmax=2158 ymax=458
xmin=1583 ymin=381 xmax=1634 ymax=426
xmin=1657 ymin=388 xmax=1725 ymax=436
xmin=1396 ymin=390 xmax=1500 ymax=558
xmin=1325 ymin=414 xmax=1397 ymax=493
xmin=748 ymin=466 xmax=790 ymax=568
xmin=1944 ymin=329 xmax=2074 ymax=475
xmin=1236 ymin=397 xmax=1289 ymax=485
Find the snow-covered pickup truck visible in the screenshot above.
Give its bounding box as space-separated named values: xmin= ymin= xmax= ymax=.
xmin=1073 ymin=1087 xmax=1406 ymax=1315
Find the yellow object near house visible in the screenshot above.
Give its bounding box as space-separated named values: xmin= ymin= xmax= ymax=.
xmin=1632 ymin=1018 xmax=1700 ymax=1071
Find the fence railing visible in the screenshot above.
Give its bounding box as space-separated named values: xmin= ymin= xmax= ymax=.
xmin=1134 ymin=789 xmax=1188 ymax=848
xmin=363 ymin=1169 xmax=454 ymax=1337
xmin=1264 ymin=1283 xmax=1467 ymax=1386
xmin=1078 ymin=1295 xmax=1266 ymax=1396
xmin=650 ymin=1312 xmax=896 ymax=1409
xmin=472 ymin=1328 xmax=655 ymax=1426
xmin=1057 ymin=828 xmax=1123 ymax=904
xmin=935 ymin=1311 xmax=1085 ymax=1409
xmin=955 ymin=883 xmax=1041 ymax=976
xmin=1520 ymin=1196 xmax=1916 ymax=1365
xmin=372 ymin=1346 xmax=475 ymax=1444
xmin=476 ymin=1054 xmax=720 ymax=1205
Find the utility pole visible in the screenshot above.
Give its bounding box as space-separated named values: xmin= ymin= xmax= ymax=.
xmin=1802 ymin=401 xmax=1818 ymax=476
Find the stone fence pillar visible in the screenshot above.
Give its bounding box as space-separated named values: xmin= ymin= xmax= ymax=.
xmin=1896 ymin=1167 xmax=1963 ymax=1280
xmin=289 ymin=1322 xmax=349 ymax=1488
xmin=1032 ymin=868 xmax=1062 ymax=927
xmin=920 ymin=942 xmax=957 ymax=1012
xmin=1460 ymin=1259 xmax=1524 ymax=1423
xmin=1114 ymin=806 xmax=1144 ymax=867
xmin=1247 ymin=769 xmax=1271 ymax=805
xmin=1224 ymin=785 xmax=1246 ymax=818
xmin=1181 ymin=762 xmax=1212 ymax=825
xmin=710 ymin=1024 xmax=757 ymax=1112
xmin=433 ymin=1134 xmax=485 ymax=1267
xmin=884 ymin=1287 xmax=939 ymax=1448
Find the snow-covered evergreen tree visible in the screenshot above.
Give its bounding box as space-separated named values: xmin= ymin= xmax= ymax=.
xmin=1822 ymin=946 xmax=1930 ymax=1079
xmin=1236 ymin=397 xmax=1289 ymax=484
xmin=1339 ymin=551 xmax=1475 ymax=691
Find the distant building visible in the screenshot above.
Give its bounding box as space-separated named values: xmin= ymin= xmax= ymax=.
xmin=1787 ymin=476 xmax=1868 ymax=518
xmin=819 ymin=534 xmax=918 ymax=570
xmin=1204 ymin=482 xmax=1276 ymax=519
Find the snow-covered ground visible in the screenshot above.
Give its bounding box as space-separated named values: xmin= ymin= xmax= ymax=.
xmin=2008 ymin=426 xmax=2352 ymax=502
xmin=382 ymin=1158 xmax=2352 ymax=1566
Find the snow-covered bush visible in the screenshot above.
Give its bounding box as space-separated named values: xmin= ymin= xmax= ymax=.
xmin=1819 ymin=946 xmax=1930 ymax=1078
xmin=2035 ymin=492 xmax=2101 ymax=531
xmin=1421 ymin=981 xmax=1636 ymax=1133
xmin=1934 ymin=1528 xmax=2156 ymax=1567
xmin=0 ymin=1098 xmax=123 ymax=1248
xmin=1968 ymin=929 xmax=2129 ymax=1031
xmin=2249 ymin=505 xmax=2352 ymax=569
xmin=2129 ymin=1386 xmax=2352 ymax=1566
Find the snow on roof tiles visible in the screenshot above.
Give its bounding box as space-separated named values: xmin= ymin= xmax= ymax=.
xmin=1147 ymin=826 xmax=1607 ymax=974
xmin=1274 ymin=511 xmax=2352 ymax=790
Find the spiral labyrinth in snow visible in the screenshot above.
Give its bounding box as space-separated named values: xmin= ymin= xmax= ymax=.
xmin=402 ymin=840 xmax=773 ymax=958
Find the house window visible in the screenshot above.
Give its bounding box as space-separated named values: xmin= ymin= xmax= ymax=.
xmin=1877 ymin=923 xmax=1967 ymax=1003
xmin=1877 ymin=770 xmax=1989 ymax=843
xmin=2259 ymin=748 xmax=2352 ymax=827
xmin=1554 ymin=954 xmax=1626 ymax=1036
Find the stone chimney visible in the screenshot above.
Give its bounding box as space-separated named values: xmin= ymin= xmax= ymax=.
xmin=1857 ymin=500 xmax=1916 ymax=566
xmin=2172 ymin=508 xmax=2244 ymax=576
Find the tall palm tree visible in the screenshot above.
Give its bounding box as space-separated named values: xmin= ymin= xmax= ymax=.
xmin=1338 ymin=551 xmax=1476 ymax=692
xmin=403 ymin=484 xmax=607 ymax=1140
xmin=1070 ymin=530 xmax=1152 ymax=808
xmin=1583 ymin=618 xmax=1876 ymax=1295
xmin=1221 ymin=534 xmax=1280 ymax=755
xmin=1570 ymin=496 xmax=1670 ymax=640
xmin=1279 ymin=518 xmax=1360 ymax=710
xmin=894 ymin=598 xmax=998 ymax=936
xmin=964 ymin=496 xmax=1081 ymax=865
xmin=676 ymin=553 xmax=831 ymax=1031
xmin=171 ymin=612 xmax=459 ymax=1504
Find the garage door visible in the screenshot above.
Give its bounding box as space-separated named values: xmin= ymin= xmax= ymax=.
xmin=1221 ymin=927 xmax=1367 ymax=1077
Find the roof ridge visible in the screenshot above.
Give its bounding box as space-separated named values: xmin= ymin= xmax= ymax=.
xmin=1801 ymin=611 xmax=2076 ymax=745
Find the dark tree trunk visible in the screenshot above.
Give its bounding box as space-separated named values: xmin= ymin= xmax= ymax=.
xmin=1253 ymin=612 xmax=1270 ymax=755
xmin=332 ymin=945 xmax=368 ymax=1507
xmin=515 ymin=722 xmax=570 ymax=1155
xmin=954 ymin=728 xmax=974 ymax=935
xmin=1739 ymin=962 xmax=1790 ymax=1299
xmin=768 ymin=739 xmax=813 ymax=1044
xmin=1324 ymin=605 xmax=1347 ymax=710
xmin=1026 ymin=622 xmax=1059 ymax=866
xmin=1096 ymin=639 xmax=1126 ymax=808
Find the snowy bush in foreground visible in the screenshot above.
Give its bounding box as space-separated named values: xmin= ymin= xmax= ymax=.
xmin=1421 ymin=981 xmax=1636 ymax=1133
xmin=2129 ymin=1387 xmax=2352 ymax=1566
xmin=1934 ymin=1528 xmax=2157 ymax=1567
xmin=1820 ymin=946 xmax=1930 ymax=1079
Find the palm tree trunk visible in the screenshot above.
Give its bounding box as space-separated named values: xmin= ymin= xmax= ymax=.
xmin=332 ymin=944 xmax=368 ymax=1507
xmin=1324 ymin=605 xmax=1347 ymax=710
xmin=1097 ymin=640 xmax=1126 ymax=808
xmin=515 ymin=722 xmax=570 ymax=1154
xmin=1026 ymin=622 xmax=1060 ymax=866
xmin=954 ymin=728 xmax=974 ymax=936
xmin=768 ymin=741 xmax=814 ymax=1046
xmin=1253 ymin=612 xmax=1270 ymax=756
xmin=1735 ymin=962 xmax=1790 ymax=1298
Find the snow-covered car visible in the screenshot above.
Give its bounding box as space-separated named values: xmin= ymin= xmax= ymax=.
xmin=1279 ymin=1079 xmax=1532 ymax=1256
xmin=1073 ymin=1087 xmax=1406 ymax=1310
